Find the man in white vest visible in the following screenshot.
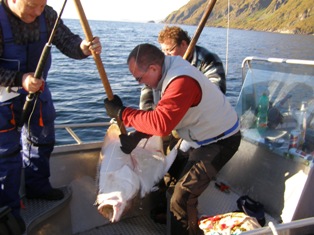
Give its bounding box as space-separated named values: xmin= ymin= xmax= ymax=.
xmin=104 ymin=43 xmax=241 ymax=235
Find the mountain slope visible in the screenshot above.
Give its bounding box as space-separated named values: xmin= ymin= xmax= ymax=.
xmin=163 ymin=0 xmax=314 ymax=35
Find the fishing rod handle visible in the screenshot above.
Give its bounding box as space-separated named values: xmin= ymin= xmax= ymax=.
xmin=34 ymin=43 xmax=52 ymax=78
xmin=18 ymin=93 xmax=38 ymax=131
xmin=183 ymin=0 xmax=217 ymax=60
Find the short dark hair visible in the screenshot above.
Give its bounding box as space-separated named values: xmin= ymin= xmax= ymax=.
xmin=127 ymin=43 xmax=165 ymax=70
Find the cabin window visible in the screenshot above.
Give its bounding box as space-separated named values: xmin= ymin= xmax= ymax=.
xmin=235 ymin=58 xmax=314 ymax=166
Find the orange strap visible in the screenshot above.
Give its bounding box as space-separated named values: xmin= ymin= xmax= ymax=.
xmin=0 ymin=126 xmax=16 ymax=133
xmin=39 ymin=101 xmax=44 ymax=127
xmin=0 ymin=104 xmax=16 ymax=133
xmin=39 ymin=80 xmax=45 ymax=92
xmin=10 ymin=103 xmax=16 ymax=126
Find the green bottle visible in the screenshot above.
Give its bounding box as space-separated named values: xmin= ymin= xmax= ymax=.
xmin=256 ymin=92 xmax=269 ymax=132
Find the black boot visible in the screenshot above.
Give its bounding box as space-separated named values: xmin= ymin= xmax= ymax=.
xmin=170 ymin=212 xmax=189 ymax=235
xmin=26 ymin=188 xmax=64 ymax=200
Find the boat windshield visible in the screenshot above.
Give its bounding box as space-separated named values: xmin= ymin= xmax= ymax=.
xmin=236 ymin=57 xmax=314 ymax=163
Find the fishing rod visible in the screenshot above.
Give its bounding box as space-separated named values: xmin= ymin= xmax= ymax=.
xmin=18 ymin=0 xmax=68 ymax=131
xmin=183 ymin=0 xmax=217 ymax=60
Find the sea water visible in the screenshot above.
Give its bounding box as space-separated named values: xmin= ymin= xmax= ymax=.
xmin=48 ymin=20 xmax=314 ymax=144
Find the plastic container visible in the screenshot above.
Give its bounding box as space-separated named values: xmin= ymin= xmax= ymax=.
xmin=288 ymin=129 xmax=301 ymax=149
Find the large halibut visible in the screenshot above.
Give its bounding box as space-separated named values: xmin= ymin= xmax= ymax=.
xmin=96 ymin=123 xmax=176 ymax=222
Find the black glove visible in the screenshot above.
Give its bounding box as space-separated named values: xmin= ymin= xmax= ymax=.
xmin=104 ymin=95 xmax=125 ymax=119
xmin=119 ymin=131 xmax=151 ymax=154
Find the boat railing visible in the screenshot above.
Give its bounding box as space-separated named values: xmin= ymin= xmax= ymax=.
xmin=241 ymin=56 xmax=314 ymax=84
xmin=242 ymin=217 xmax=314 ymax=235
xmin=53 ymin=121 xmax=111 ymax=154
xmin=55 ymin=122 xmax=111 ymax=144
xmin=242 ymin=56 xmax=314 ymax=67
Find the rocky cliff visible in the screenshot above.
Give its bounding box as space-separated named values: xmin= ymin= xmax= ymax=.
xmin=163 ymin=0 xmax=313 ymax=35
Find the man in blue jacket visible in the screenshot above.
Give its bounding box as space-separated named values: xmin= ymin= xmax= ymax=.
xmin=0 ymin=0 xmax=101 ymax=232
xmin=140 ymin=26 xmax=226 ymax=111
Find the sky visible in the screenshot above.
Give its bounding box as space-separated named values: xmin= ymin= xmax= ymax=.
xmin=47 ymin=0 xmax=190 ymax=22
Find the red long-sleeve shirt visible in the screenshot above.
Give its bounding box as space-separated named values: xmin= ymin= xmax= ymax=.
xmin=122 ymin=76 xmax=201 ymax=136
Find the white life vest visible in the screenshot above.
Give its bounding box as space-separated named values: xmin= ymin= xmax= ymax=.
xmin=154 ymin=56 xmax=239 ymax=144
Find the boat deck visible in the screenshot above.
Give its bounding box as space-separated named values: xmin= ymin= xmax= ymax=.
xmin=75 ymin=215 xmax=166 ymax=235
xmin=21 ymin=184 xmax=166 ymax=235
xmin=20 ymin=180 xmax=277 ymax=235
xmin=21 ymin=186 xmax=72 ymax=235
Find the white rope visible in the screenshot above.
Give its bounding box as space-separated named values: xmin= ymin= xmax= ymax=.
xmin=225 ymin=0 xmax=230 ymax=76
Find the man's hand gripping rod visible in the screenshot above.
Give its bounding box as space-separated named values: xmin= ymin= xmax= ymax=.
xmin=18 ymin=0 xmax=67 ymax=131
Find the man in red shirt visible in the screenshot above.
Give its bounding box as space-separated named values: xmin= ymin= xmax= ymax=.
xmin=104 ymin=43 xmax=241 ymax=235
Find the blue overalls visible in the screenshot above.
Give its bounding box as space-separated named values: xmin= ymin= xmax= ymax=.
xmin=0 ymin=5 xmax=55 ymax=219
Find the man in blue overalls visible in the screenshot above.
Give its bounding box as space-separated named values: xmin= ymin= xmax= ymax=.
xmin=0 ymin=0 xmax=102 ymax=232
